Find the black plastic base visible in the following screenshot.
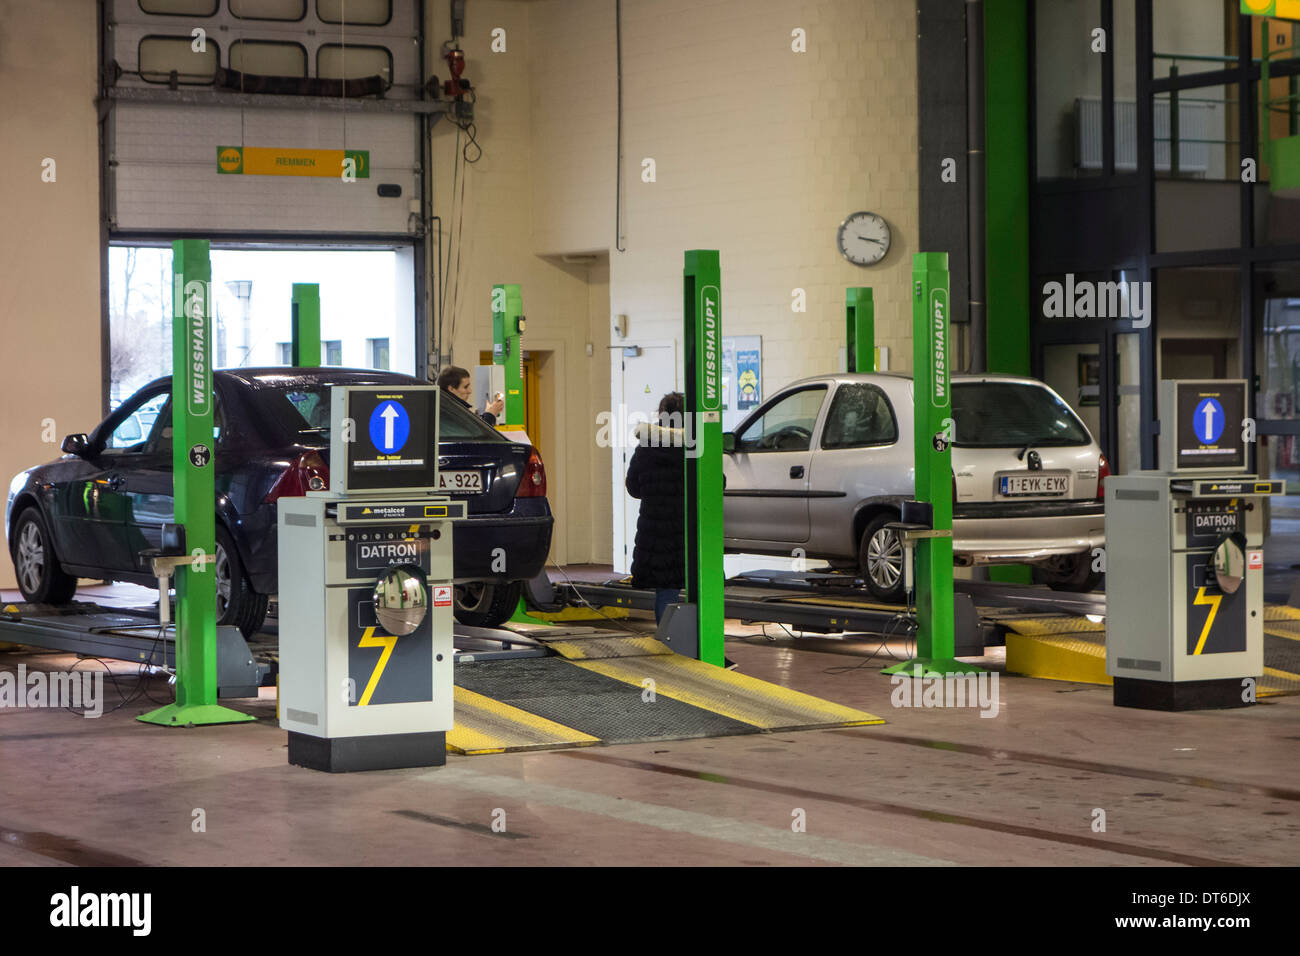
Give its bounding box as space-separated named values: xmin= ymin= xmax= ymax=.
xmin=288 ymin=730 xmax=447 ymax=773
xmin=1113 ymin=676 xmax=1253 ymax=712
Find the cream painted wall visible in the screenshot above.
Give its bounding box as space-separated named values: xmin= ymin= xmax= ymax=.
xmin=433 ymin=0 xmax=920 ymax=567
xmin=0 ymin=0 xmax=102 ymax=589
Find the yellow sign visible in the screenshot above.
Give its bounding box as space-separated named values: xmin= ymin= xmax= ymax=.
xmin=216 ymin=146 xmax=370 ymax=178
xmin=1242 ymin=0 xmax=1300 ymax=18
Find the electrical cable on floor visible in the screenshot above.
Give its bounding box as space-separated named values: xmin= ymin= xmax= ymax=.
xmin=545 ymin=560 xmax=648 ymax=636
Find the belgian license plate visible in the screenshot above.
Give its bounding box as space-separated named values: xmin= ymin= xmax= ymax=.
xmin=438 ymin=470 xmax=482 ymax=493
xmin=999 ymin=473 xmax=1068 ymax=496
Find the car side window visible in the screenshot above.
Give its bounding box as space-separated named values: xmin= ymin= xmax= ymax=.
xmin=735 ymin=386 xmax=826 ymax=452
xmin=102 ymin=391 xmax=170 ymax=454
xmin=821 ymin=383 xmax=898 ymax=449
xmin=143 ymin=393 xmax=225 ymax=456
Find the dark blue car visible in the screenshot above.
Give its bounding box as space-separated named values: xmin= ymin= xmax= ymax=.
xmin=5 ymin=368 xmax=554 ymax=635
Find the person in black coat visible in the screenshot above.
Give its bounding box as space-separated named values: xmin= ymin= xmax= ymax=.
xmin=625 ymin=392 xmax=687 ymax=623
xmin=437 ymin=365 xmax=504 ymax=425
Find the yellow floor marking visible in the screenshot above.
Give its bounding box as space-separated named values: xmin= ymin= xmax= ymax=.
xmin=574 ymin=655 xmax=883 ymax=730
xmin=448 ymin=686 xmax=600 ymax=754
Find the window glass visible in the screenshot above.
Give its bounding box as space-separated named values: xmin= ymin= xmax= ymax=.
xmin=229 ymin=0 xmax=305 ymax=21
xmin=368 ymin=337 xmax=390 ymax=370
xmin=317 ymin=0 xmax=390 ymax=25
xmin=104 ymin=391 xmax=170 ymax=453
xmin=951 ymin=382 xmax=1090 ymax=447
xmin=1152 ymin=0 xmax=1238 ymax=81
xmin=1254 ymin=261 xmax=1300 ymax=426
xmin=324 ymin=340 xmax=343 ymax=365
xmin=736 ymin=387 xmax=826 ymax=452
xmin=317 ymin=45 xmax=393 ymax=82
xmin=821 ymin=384 xmax=897 ymax=449
xmin=1035 ymin=0 xmax=1103 ymax=179
xmin=230 ymin=40 xmax=307 ymax=77
xmin=1155 ymin=265 xmax=1243 ymax=379
xmin=139 ymin=36 xmax=219 ymax=85
xmin=139 ymin=0 xmax=218 ymax=15
xmin=277 ymin=343 xmax=292 ymax=365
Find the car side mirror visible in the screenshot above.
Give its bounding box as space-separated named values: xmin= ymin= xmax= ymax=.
xmin=722 ymin=432 xmax=736 ymax=454
xmin=61 ymin=434 xmax=90 ymax=457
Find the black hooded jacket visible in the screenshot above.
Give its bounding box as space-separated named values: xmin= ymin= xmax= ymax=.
xmin=624 ymin=424 xmax=686 ymax=590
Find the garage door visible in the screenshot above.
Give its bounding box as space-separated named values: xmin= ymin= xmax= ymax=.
xmin=105 ymin=0 xmax=423 ymax=236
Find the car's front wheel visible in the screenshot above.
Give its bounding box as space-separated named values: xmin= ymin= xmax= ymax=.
xmin=1032 ymin=552 xmax=1103 ymax=592
xmin=9 ymin=507 xmax=77 ymax=605
xmin=214 ymin=527 xmax=268 ymax=638
xmin=858 ymin=513 xmax=905 ymax=603
xmin=454 ymin=580 xmax=523 ymax=628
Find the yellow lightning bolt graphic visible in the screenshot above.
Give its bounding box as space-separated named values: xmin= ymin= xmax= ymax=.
xmin=1192 ymin=587 xmax=1221 ymax=655
xmin=357 ymin=626 xmax=397 ymax=706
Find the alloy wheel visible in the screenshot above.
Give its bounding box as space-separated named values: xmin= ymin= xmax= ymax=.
xmin=16 ymin=521 xmax=45 ymax=595
xmin=214 ymin=541 xmax=232 ymax=617
xmin=867 ymin=527 xmax=903 ymax=590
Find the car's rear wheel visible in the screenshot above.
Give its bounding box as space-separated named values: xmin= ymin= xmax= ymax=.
xmin=454 ymin=580 xmax=523 ymax=628
xmin=858 ymin=513 xmax=905 ymax=603
xmin=214 ymin=527 xmax=268 ymax=638
xmin=10 ymin=508 xmax=77 ymax=605
xmin=1032 ymin=552 xmax=1103 ymax=592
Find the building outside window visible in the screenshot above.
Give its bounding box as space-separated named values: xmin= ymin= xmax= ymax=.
xmin=368 ymin=337 xmax=390 ymax=370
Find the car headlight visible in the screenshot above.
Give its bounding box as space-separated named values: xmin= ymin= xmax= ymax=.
xmin=5 ymin=472 xmax=27 ymax=541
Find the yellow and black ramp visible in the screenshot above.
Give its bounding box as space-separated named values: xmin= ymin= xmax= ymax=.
xmin=448 ymin=634 xmax=882 ymax=754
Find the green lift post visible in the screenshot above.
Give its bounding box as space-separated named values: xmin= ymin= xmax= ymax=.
xmin=882 ymin=252 xmax=980 ymax=678
xmin=291 ymin=283 xmax=321 ymax=367
xmin=492 ymin=283 xmax=525 ymax=429
xmin=140 ymin=239 xmax=254 ymax=726
xmin=683 ymin=250 xmax=725 ymax=667
xmin=845 ymin=287 xmax=875 ymax=373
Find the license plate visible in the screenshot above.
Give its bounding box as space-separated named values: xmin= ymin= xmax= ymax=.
xmin=438 ymin=470 xmax=483 ymax=493
xmin=998 ymin=473 xmax=1068 ymax=496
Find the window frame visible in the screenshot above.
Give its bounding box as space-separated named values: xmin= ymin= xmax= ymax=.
xmin=819 ymin=382 xmax=899 ymax=450
xmin=733 ymin=384 xmax=828 ymax=454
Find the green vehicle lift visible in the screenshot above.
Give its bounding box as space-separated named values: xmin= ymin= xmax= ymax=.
xmin=681 ymin=250 xmax=725 ymax=667
xmin=845 ymin=286 xmax=875 ymax=373
xmin=291 ymin=283 xmax=321 ymax=367
xmin=492 ymin=283 xmax=525 ymax=429
xmin=881 ymin=252 xmax=980 ymax=678
xmin=140 ymin=239 xmax=255 ymax=726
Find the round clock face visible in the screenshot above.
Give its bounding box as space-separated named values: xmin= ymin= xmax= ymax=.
xmin=837 ymin=211 xmax=891 ymax=266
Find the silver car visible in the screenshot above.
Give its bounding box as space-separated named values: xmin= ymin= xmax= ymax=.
xmin=721 ymin=372 xmax=1108 ymax=601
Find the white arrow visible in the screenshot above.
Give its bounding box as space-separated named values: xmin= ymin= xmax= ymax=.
xmin=1201 ymin=402 xmax=1217 ymax=442
xmin=381 ymin=403 xmax=400 ymax=450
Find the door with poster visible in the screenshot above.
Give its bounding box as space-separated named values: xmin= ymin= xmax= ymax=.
xmin=613 ymin=343 xmax=677 ymax=574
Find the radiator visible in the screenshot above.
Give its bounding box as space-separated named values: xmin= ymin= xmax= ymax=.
xmin=1076 ymin=96 xmax=1213 ymax=173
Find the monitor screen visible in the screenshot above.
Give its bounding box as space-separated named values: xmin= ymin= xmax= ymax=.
xmin=1174 ymin=381 xmax=1245 ymax=471
xmin=344 ymin=388 xmax=437 ymax=491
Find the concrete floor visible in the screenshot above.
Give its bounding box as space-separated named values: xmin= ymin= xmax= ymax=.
xmin=1 ymin=584 xmax=1296 ymax=867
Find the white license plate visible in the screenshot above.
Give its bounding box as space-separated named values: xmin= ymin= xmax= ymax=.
xmin=438 ymin=470 xmax=483 ymax=493
xmin=999 ymin=473 xmax=1068 ymax=496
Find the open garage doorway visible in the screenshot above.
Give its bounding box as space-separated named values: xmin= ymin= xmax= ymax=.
xmin=107 ymin=244 xmax=417 ymax=406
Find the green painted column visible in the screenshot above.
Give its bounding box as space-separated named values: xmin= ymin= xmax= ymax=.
xmin=684 ymin=250 xmax=725 ymax=667
xmin=883 ymin=253 xmax=979 ymax=677
xmin=984 ymin=0 xmax=1031 ymax=378
xmin=492 ymin=283 xmax=524 ymax=428
xmin=140 ymin=240 xmax=253 ymax=727
xmin=846 ymin=287 xmax=875 ymax=373
xmin=291 ymin=283 xmax=320 ymax=367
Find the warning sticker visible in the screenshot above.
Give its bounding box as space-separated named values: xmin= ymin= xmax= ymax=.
xmin=1248 ymin=550 xmax=1263 ymax=570
xmin=433 ymin=585 xmax=453 ymax=607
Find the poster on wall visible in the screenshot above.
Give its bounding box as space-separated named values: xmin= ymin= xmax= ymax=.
xmin=721 ymin=335 xmax=761 ymax=432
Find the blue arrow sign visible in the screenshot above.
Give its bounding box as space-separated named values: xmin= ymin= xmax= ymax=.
xmin=369 ymin=400 xmax=410 ymax=454
xmin=1193 ymin=397 xmax=1225 ymax=444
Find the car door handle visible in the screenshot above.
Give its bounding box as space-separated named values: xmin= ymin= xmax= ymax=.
xmin=107 ymin=474 xmax=126 ymax=491
xmin=789 ymin=465 xmax=804 ymax=479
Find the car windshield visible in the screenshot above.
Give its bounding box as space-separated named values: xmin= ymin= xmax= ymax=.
xmin=258 ymin=382 xmax=507 ymax=443
xmin=951 ymin=381 xmax=1090 ymax=448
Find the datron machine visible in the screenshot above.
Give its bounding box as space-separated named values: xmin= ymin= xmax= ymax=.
xmin=1106 ymin=380 xmax=1282 ymax=711
xmin=278 ymin=386 xmax=462 ymax=771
